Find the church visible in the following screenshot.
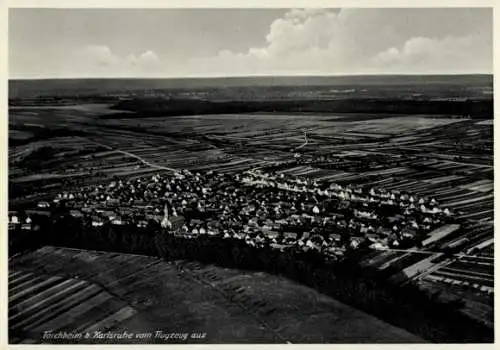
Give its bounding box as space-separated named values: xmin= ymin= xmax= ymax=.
xmin=161 ymin=202 xmax=185 ymax=230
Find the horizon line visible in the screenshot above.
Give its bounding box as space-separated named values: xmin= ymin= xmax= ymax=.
xmin=9 ymin=72 xmax=493 ymax=81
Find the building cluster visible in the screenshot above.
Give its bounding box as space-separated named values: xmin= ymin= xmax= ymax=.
xmin=8 ymin=211 xmax=35 ymax=231
xmin=12 ymin=168 xmax=453 ymax=260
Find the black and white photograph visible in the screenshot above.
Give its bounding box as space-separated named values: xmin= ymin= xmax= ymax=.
xmin=6 ymin=4 xmax=495 ymax=345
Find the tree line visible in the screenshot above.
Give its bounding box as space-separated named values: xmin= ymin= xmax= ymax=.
xmin=102 ymin=97 xmax=493 ymax=120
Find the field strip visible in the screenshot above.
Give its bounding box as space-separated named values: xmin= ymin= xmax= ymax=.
xmin=9 ymin=276 xmax=63 ymax=304
xmin=470 ymin=238 xmax=494 ymax=251
xmin=9 ymin=276 xmax=50 ymax=298
xmin=9 ymin=272 xmax=36 ymax=288
xmin=11 ymin=285 xmax=102 ymax=330
xmin=441 ymin=267 xmax=493 ymax=279
xmin=9 ymin=280 xmax=88 ymax=323
xmin=459 ymin=210 xmax=493 ymax=219
xmin=175 ymin=262 xmax=292 ymax=344
xmin=106 ymin=261 xmax=164 ymax=289
xmin=431 ymin=270 xmax=493 ymax=285
xmin=445 ymin=194 xmax=493 ymax=207
xmin=10 ymin=278 xmax=80 ymax=313
xmin=80 ymin=306 xmax=137 ymax=334
xmin=31 ymin=292 xmax=114 ymax=333
xmin=379 ymin=253 xmax=411 ymax=271
xmin=89 ymin=260 xmax=164 ymax=287
xmin=9 ymin=270 xmax=26 ymax=279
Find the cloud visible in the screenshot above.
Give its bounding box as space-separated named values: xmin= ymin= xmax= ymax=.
xmin=187 ymin=8 xmax=492 ymax=76
xmin=138 ymin=50 xmax=160 ymax=68
xmin=36 ymin=8 xmax=491 ymax=78
xmin=83 ymin=45 xmax=119 ymax=67
xmin=68 ymin=45 xmax=162 ymax=77
xmin=373 ymin=35 xmax=491 ymax=73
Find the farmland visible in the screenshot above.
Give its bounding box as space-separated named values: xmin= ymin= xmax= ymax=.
xmin=8 ymin=76 xmax=494 ymax=342
xmin=9 ymin=246 xmax=423 ymax=344
xmin=10 ymin=105 xmax=492 ymax=219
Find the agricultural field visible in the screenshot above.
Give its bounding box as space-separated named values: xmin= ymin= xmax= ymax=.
xmin=9 ymin=108 xmax=493 ymax=210
xmin=9 ymin=246 xmax=422 ymax=344
xmin=9 ymin=90 xmax=494 ymax=338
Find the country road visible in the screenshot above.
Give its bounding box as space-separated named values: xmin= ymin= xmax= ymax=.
xmin=79 ymin=137 xmax=178 ymax=173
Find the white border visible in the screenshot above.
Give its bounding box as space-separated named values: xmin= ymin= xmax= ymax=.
xmin=2 ymin=1 xmax=498 ymax=350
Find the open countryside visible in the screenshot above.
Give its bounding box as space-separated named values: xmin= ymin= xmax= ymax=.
xmin=8 ymin=75 xmax=494 ymax=344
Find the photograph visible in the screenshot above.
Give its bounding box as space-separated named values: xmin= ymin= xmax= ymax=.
xmin=7 ymin=6 xmax=494 ymax=344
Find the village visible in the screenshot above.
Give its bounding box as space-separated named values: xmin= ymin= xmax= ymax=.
xmin=10 ymin=167 xmax=454 ymax=259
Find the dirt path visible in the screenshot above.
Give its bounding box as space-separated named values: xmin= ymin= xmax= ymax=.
xmin=78 ymin=137 xmax=178 ymax=173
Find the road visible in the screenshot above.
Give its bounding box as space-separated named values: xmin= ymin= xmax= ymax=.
xmin=79 ymin=137 xmax=178 ymax=173
xmin=293 ymin=130 xmax=309 ymax=151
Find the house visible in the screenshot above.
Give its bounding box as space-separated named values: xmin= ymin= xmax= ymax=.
xmin=118 ymin=207 xmax=133 ymax=216
xmin=112 ymin=216 xmax=124 ymax=225
xmin=265 ymin=231 xmax=279 ymax=239
xmin=431 ymin=207 xmax=442 ymax=214
xmin=9 ymin=213 xmax=19 ymax=224
xmin=312 ymin=205 xmax=320 ymax=214
xmin=91 ymin=217 xmax=104 ymax=227
xmin=329 ymin=233 xmax=342 ymax=242
xmin=334 ymin=249 xmax=345 ymax=256
xmin=106 ymin=198 xmax=120 ymax=205
xmin=102 ymin=211 xmax=117 ymax=220
xmin=370 ymin=242 xmax=388 ymax=250
xmin=70 ymin=210 xmax=83 ymax=218
xmin=366 ymin=233 xmax=379 ymax=241
xmin=262 ymin=224 xmax=272 ymax=232
xmin=401 ymin=228 xmax=417 ymax=238
xmin=283 ymin=232 xmax=297 ymax=240
xmin=350 ymin=237 xmax=361 ymax=248
xmin=377 ymin=227 xmax=392 ymax=236
xmin=136 ymin=220 xmax=148 ymax=228
xmin=207 ymin=229 xmax=220 ymax=236
xmin=147 ymin=214 xmax=163 ymax=222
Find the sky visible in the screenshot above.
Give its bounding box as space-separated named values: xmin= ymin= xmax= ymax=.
xmin=9 ymin=8 xmax=493 ymax=78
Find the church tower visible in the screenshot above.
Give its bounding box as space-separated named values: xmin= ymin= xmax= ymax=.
xmin=161 ymin=202 xmax=172 ymax=228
